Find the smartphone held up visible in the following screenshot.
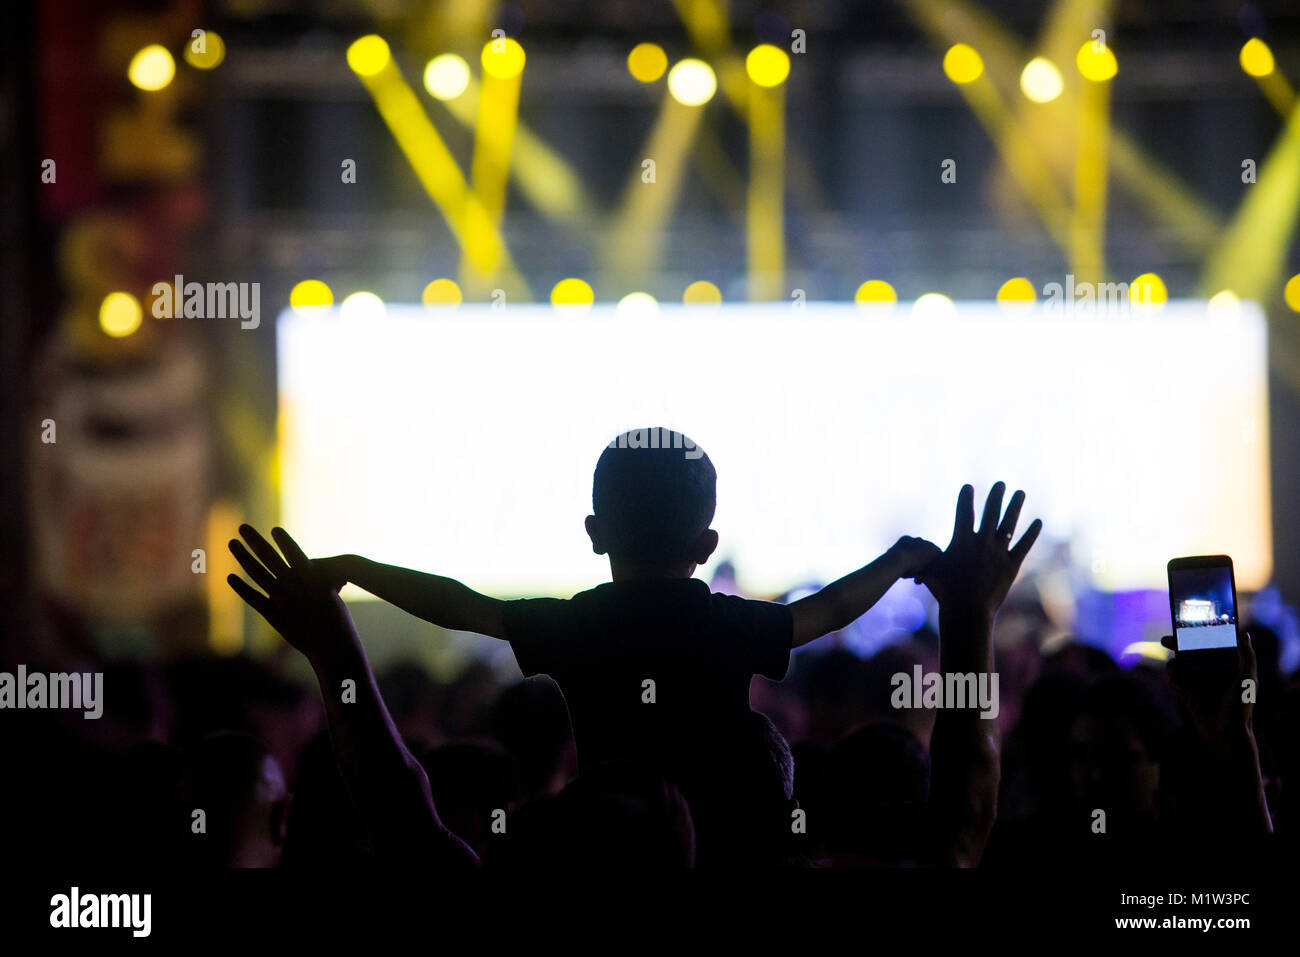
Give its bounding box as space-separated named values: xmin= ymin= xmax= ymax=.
xmin=1167 ymin=555 xmax=1241 ymax=665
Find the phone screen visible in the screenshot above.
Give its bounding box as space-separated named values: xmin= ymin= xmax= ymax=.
xmin=1169 ymin=561 xmax=1238 ymax=651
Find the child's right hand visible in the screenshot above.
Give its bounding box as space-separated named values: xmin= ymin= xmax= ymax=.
xmin=314 ymin=554 xmax=355 ymax=592
xmin=888 ymin=535 xmax=943 ymax=579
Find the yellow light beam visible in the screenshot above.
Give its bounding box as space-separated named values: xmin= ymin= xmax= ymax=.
xmin=671 ymin=0 xmax=732 ymax=55
xmin=672 ymin=0 xmax=856 ymax=287
xmin=903 ymin=0 xmax=1222 ymax=252
xmin=1032 ymin=0 xmax=1118 ymax=283
xmin=1199 ymin=97 xmax=1300 ymax=302
xmin=1241 ymin=38 xmax=1297 ymax=116
xmin=747 ymin=46 xmax=790 ymax=300
xmin=348 ymin=36 xmax=526 ymax=292
xmin=435 ymin=73 xmax=589 ymax=227
xmin=690 ymin=123 xmax=748 ymax=229
xmin=1072 ymin=42 xmax=1113 ymax=283
xmin=461 ymin=38 xmax=526 ymax=290
xmin=1258 ymin=71 xmax=1297 ymax=116
xmin=1106 ymin=134 xmax=1221 ymax=250
xmin=954 ymin=67 xmax=1074 ymax=253
xmin=603 ymin=91 xmax=709 ymax=284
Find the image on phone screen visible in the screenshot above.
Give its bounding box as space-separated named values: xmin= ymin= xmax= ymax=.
xmin=1169 ymin=564 xmax=1238 ymax=650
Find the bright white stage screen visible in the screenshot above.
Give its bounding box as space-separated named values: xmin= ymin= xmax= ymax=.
xmin=277 ymin=301 xmax=1271 ymax=598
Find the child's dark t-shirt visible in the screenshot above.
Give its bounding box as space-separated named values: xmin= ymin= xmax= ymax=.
xmin=502 ymin=579 xmax=792 ymax=782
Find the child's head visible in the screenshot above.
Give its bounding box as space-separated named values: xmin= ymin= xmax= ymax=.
xmin=586 ymin=428 xmax=718 ymax=575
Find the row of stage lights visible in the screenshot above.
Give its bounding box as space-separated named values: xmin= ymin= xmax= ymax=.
xmin=120 ymin=30 xmax=788 ymax=100
xmin=367 ymin=36 xmax=787 ymax=105
xmin=943 ymin=36 xmax=1280 ymax=99
xmin=106 ymin=31 xmax=1294 ymax=339
xmin=95 ymin=273 xmax=1300 ymax=337
xmin=121 ymin=28 xmax=1280 ymax=100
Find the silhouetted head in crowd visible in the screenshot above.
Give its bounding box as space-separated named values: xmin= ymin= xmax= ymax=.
xmin=282 ymin=731 xmax=371 ymax=867
xmin=1007 ymin=672 xmax=1087 ymax=811
xmin=420 ymin=742 xmax=514 ymax=857
xmin=182 ymin=731 xmax=289 ymax=867
xmin=440 ymin=661 xmax=502 ymax=738
xmin=489 ymin=762 xmax=696 ymax=868
xmin=492 ymin=677 xmax=575 ymax=800
xmin=378 ymin=660 xmax=443 ymax=750
xmin=689 ymin=711 xmax=802 ymax=867
xmin=586 ymin=428 xmax=718 ymax=578
xmin=789 ymin=648 xmax=872 ymax=745
xmin=1068 ymin=673 xmax=1176 ymax=826
xmin=165 ymin=655 xmax=304 ymax=744
xmin=1043 ymin=640 xmax=1120 ymax=679
xmin=824 ymin=722 xmax=932 ymax=865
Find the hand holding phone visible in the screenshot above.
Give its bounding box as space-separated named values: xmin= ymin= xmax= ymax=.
xmin=1167 ymin=555 xmax=1239 ymax=654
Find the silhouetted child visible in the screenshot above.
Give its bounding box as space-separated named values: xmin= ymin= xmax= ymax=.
xmin=315 ymin=428 xmax=939 ymax=862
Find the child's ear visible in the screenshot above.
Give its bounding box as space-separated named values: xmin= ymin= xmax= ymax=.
xmin=585 ymin=515 xmax=607 ymax=555
xmin=691 ymin=528 xmax=719 ymax=565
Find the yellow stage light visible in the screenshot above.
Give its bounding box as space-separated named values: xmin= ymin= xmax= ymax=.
xmin=1020 ymin=57 xmax=1064 ymax=103
xmin=1129 ymin=273 xmax=1168 ymax=309
xmin=347 ymin=35 xmax=391 ymax=77
xmin=1240 ymin=38 xmax=1275 ymax=78
xmin=551 ymin=278 xmax=595 ymax=312
xmin=997 ymin=277 xmax=1037 ymax=307
xmin=1284 ymin=274 xmax=1300 ymax=312
xmin=683 ymin=280 xmax=722 ymax=306
xmin=424 ymin=54 xmax=471 ymax=100
xmin=1076 ymin=41 xmax=1117 ymax=82
xmin=482 ymin=37 xmax=526 ymax=80
xmin=100 ymin=292 xmax=143 ymax=337
xmin=422 ymin=279 xmax=462 ymax=307
xmin=128 ymin=45 xmax=175 ymax=91
xmin=289 ymin=279 xmax=334 ymax=315
xmin=746 ymin=44 xmax=790 ymax=88
xmin=854 ymin=280 xmax=897 ymax=307
xmin=943 ymin=44 xmax=984 ymax=85
xmin=667 ymin=59 xmax=717 ymax=106
xmin=628 ymin=43 xmax=668 ymax=83
xmin=184 ymin=31 xmax=226 ymax=70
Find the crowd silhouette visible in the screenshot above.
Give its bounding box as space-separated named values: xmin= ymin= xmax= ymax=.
xmin=2 ymin=430 xmax=1289 ymax=870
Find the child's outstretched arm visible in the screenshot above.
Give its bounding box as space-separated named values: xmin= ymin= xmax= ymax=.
xmin=787 ymin=536 xmax=940 ymax=648
xmin=227 ymin=526 xmax=478 ymax=870
xmin=316 ymin=554 xmax=505 ymax=639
